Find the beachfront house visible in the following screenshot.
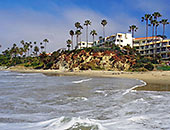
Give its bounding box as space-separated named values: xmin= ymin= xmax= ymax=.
xmin=77 ymin=41 xmax=93 ymax=49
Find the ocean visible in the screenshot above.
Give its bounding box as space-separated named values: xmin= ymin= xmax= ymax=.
xmin=0 ymin=71 xmax=170 ymax=130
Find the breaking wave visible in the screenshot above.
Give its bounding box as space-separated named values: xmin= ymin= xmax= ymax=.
xmin=0 ymin=117 xmax=107 ymax=130
xmin=72 ymin=78 xmax=92 ymax=84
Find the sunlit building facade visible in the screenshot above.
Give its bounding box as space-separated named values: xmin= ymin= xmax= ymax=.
xmin=134 ymin=36 xmax=170 ymax=59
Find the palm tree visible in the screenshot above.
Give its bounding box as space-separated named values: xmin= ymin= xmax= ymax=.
xmin=66 ymin=39 xmax=72 ymax=51
xmin=152 ymin=12 xmax=162 ymax=39
xmin=20 ymin=40 xmax=25 ymax=46
xmin=84 ymin=20 xmax=91 ymax=47
xmin=69 ymin=30 xmax=74 ymax=50
xmin=155 ymin=21 xmax=159 ymax=37
xmin=79 ymin=25 xmax=83 ymax=43
xmin=34 ymin=46 xmax=39 ymax=56
xmin=75 ymin=22 xmax=81 ymax=30
xmin=150 ymin=19 xmax=157 ymax=38
xmin=75 ymin=30 xmax=82 ymax=49
xmin=40 ymin=42 xmax=44 ymax=53
xmin=19 ymin=47 xmax=24 ymax=57
xmin=75 ymin=22 xmax=83 ymax=43
xmin=40 ymin=46 xmax=44 ymax=53
xmin=128 ymin=25 xmax=138 ymax=48
xmin=152 ymin=12 xmax=162 ymax=20
xmin=141 ymin=14 xmax=151 ymax=38
xmin=30 ymin=45 xmax=33 ymax=56
xmin=90 ymin=30 xmax=97 ymax=44
xmin=101 ymin=19 xmax=107 ymax=38
xmin=43 ymin=39 xmax=49 ymax=52
xmin=160 ymin=19 xmax=169 ymax=39
xmin=128 ymin=25 xmax=138 ymax=38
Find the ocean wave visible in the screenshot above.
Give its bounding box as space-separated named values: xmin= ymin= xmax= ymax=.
xmin=122 ymin=79 xmax=147 ymax=95
xmin=95 ymin=90 xmax=108 ymax=97
xmin=0 ymin=117 xmax=107 ymax=130
xmin=68 ymin=97 xmax=88 ymax=101
xmin=72 ymin=78 xmax=92 ymax=84
xmin=42 ymin=117 xmax=107 ymax=130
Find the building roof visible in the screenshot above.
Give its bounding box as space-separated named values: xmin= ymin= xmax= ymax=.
xmin=134 ymin=36 xmax=161 ymax=40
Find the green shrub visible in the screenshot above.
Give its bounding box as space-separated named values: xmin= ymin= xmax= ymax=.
xmin=157 ymin=66 xmax=170 ymax=71
xmin=44 ymin=62 xmax=53 ymax=69
xmin=144 ymin=63 xmax=154 ymax=71
xmin=34 ymin=63 xmax=44 ymax=69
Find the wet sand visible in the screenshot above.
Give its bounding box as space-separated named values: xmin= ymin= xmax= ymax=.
xmin=2 ymin=67 xmax=170 ymax=91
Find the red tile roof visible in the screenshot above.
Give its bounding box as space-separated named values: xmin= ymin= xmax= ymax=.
xmin=134 ymin=36 xmax=161 ymax=40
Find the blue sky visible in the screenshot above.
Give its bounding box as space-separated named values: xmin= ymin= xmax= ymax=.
xmin=0 ymin=0 xmax=170 ymax=52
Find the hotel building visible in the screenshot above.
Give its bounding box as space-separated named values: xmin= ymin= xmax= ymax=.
xmin=134 ymin=36 xmax=170 ymax=59
xmin=93 ymin=33 xmax=133 ymax=47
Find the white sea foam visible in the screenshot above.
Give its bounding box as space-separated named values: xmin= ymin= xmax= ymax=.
xmin=68 ymin=97 xmax=88 ymax=101
xmin=95 ymin=90 xmax=108 ymax=97
xmin=128 ymin=116 xmax=148 ymax=122
xmin=151 ymin=95 xmax=164 ymax=99
xmin=72 ymin=78 xmax=92 ymax=84
xmin=122 ymin=79 xmax=147 ymax=95
xmin=0 ymin=116 xmax=107 ymax=130
xmin=43 ymin=117 xmax=107 ymax=130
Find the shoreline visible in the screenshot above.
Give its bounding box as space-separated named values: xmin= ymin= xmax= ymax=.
xmin=1 ymin=68 xmax=170 ymax=91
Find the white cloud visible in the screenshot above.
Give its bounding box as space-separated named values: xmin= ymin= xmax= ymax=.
xmin=0 ymin=6 xmax=146 ymax=52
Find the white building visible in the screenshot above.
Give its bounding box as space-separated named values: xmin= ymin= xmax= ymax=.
xmin=94 ymin=33 xmax=133 ymax=47
xmin=77 ymin=41 xmax=93 ymax=49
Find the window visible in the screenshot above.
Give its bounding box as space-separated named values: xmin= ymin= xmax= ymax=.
xmin=157 ymin=48 xmax=160 ymax=52
xmin=118 ymin=35 xmax=122 ymax=38
xmin=121 ymin=40 xmax=123 ymax=42
xmin=161 ymin=47 xmax=166 ymax=51
xmin=161 ymin=54 xmax=166 ymax=58
xmin=117 ymin=39 xmax=119 ymax=42
xmin=162 ymin=42 xmax=167 ymax=46
xmin=145 ymin=50 xmax=149 ymax=54
xmin=82 ymin=43 xmax=85 ymax=45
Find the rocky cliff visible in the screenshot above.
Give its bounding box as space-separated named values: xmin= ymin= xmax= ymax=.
xmin=51 ymin=49 xmax=136 ymax=71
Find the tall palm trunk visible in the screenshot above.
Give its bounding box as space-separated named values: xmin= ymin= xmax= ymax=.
xmin=93 ymin=35 xmax=95 ymax=44
xmin=152 ymin=25 xmax=155 ymax=40
xmin=146 ymin=20 xmax=148 ymax=38
xmin=45 ymin=43 xmax=47 ymax=52
xmin=163 ymin=24 xmax=165 ymax=39
xmin=146 ymin=20 xmax=149 ymax=45
xmin=155 ymin=26 xmax=158 ymax=37
xmin=71 ymin=36 xmax=73 ymax=50
xmin=103 ymin=26 xmax=105 ymax=39
xmin=86 ymin=26 xmax=88 ymax=47
xmin=76 ymin=35 xmax=78 ymax=49
xmin=152 ymin=25 xmax=156 ymax=57
xmin=132 ymin=30 xmax=134 ymax=38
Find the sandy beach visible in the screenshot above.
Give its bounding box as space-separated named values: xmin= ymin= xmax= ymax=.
xmin=2 ymin=66 xmax=170 ymax=91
